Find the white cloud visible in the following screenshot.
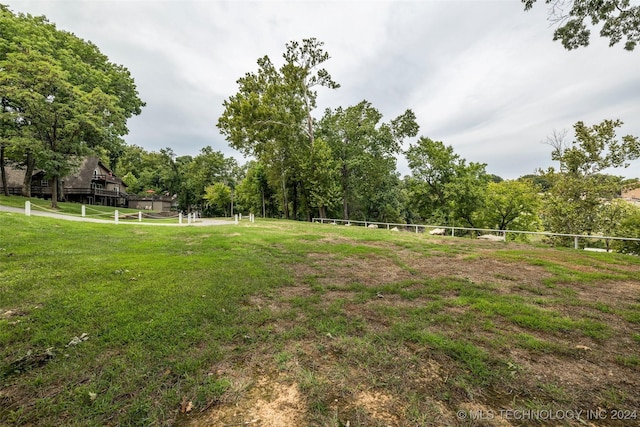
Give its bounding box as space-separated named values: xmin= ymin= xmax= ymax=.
xmin=9 ymin=0 xmax=640 ymax=179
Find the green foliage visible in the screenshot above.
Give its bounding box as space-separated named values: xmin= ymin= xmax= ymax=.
xmin=115 ymin=145 xmax=238 ymax=213
xmin=405 ymin=137 xmax=489 ymax=227
xmin=482 ymin=180 xmax=542 ymax=233
xmin=519 ymin=174 xmax=553 ymax=192
xmin=304 ymin=138 xmax=340 ymax=218
xmin=217 ymin=38 xmax=339 ymax=220
xmin=523 ymin=0 xmax=640 ymax=50
xmin=542 ymin=120 xmax=640 ymax=239
xmin=318 ymin=100 xmax=418 ymax=221
xmin=615 ymin=209 xmax=640 ymax=255
xmin=204 ymin=182 xmax=232 ymax=216
xmin=234 ymin=161 xmax=276 ymax=217
xmin=0 ymin=6 xmax=144 ymax=206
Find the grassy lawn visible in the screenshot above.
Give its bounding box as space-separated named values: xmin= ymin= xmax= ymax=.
xmin=0 ymin=195 xmax=185 ymax=224
xmin=1 ymin=209 xmax=639 ymax=426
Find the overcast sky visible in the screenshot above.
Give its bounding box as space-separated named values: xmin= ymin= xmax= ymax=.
xmin=10 ymin=0 xmax=640 ymax=179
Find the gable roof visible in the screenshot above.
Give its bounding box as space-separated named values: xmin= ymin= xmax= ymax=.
xmin=1 ymin=156 xmax=126 ymax=188
xmin=0 ymin=164 xmax=28 ymax=187
xmin=63 ymin=157 xmax=125 ymax=187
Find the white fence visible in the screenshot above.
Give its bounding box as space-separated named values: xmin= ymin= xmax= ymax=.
xmin=312 ymin=217 xmax=640 ymax=251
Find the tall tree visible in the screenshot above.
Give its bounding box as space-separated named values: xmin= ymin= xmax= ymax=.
xmin=217 ymin=38 xmax=339 ymax=219
xmin=522 ymin=0 xmax=640 ymax=50
xmin=541 ymin=119 xmax=640 ymax=237
xmin=318 ymin=100 xmax=418 ymax=220
xmin=482 ymin=180 xmax=542 ymax=232
xmin=406 ymin=136 xmax=489 ymax=227
xmin=0 ymin=6 xmax=144 ymax=207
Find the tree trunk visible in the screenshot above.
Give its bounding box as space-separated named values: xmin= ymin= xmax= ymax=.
xmin=51 ymin=176 xmax=59 ymax=208
xmin=342 ymin=163 xmax=349 ymax=220
xmin=319 ymin=206 xmax=326 ymax=219
xmin=292 ymin=180 xmax=298 ymax=220
xmin=281 ymin=173 xmax=289 ymax=219
xmin=0 ymin=143 xmax=8 ymax=196
xmin=22 ymin=152 xmax=35 ymax=197
xmin=58 ymin=178 xmax=65 ymax=202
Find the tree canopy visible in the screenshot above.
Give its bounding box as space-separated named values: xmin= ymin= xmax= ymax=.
xmin=541 ymin=119 xmax=640 ymax=237
xmin=217 ymin=38 xmax=340 ymax=220
xmin=522 ymin=0 xmax=640 ymax=50
xmin=0 ymin=5 xmax=144 ymax=206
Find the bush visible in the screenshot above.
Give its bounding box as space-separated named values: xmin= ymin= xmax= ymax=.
xmin=615 ymin=211 xmax=640 ymax=255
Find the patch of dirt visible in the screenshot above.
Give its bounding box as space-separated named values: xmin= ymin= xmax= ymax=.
xmin=293 ymin=252 xmax=414 ymax=287
xmin=187 ymin=238 xmax=640 ymax=427
xmin=571 ymin=280 xmax=640 ymax=307
xmin=290 ymin=248 xmax=553 ymax=300
xmin=352 ymin=390 xmax=401 ymax=425
xmin=187 ymin=375 xmax=305 ymax=427
xmin=0 ymin=308 xmax=27 ymax=319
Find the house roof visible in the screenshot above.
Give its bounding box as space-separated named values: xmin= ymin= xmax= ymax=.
xmin=1 ymin=156 xmax=126 ymax=187
xmin=622 ymin=187 xmax=640 ymax=200
xmin=63 ymin=157 xmax=126 ymax=188
xmin=0 ymin=164 xmax=28 ymax=187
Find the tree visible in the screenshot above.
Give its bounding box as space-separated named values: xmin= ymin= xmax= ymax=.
xmin=318 ymin=100 xmax=418 ymax=220
xmin=304 ymin=137 xmax=340 ymax=218
xmin=541 ymin=119 xmax=640 ymax=237
xmin=406 ymin=137 xmax=489 ymax=228
xmin=0 ymin=6 xmax=144 ymax=207
xmin=444 ymin=162 xmax=490 ymax=229
xmin=598 ymin=198 xmax=636 ymax=251
xmin=482 ymin=180 xmax=542 ymax=235
xmin=217 ymin=38 xmax=339 ymax=220
xmin=522 ymin=0 xmax=640 ymax=51
xmin=204 ymin=182 xmax=232 ymax=217
xmin=405 ymin=137 xmax=462 ymax=223
xmin=518 ymin=173 xmax=553 ymax=192
xmin=615 ymin=207 xmax=640 ymax=255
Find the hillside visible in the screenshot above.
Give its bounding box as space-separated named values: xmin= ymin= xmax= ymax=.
xmin=1 ymin=210 xmax=639 ymax=426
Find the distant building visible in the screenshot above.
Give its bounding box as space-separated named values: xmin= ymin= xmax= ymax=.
xmin=622 ymin=187 xmax=640 ymax=205
xmin=127 ymin=195 xmax=174 ymax=212
xmin=1 ymin=157 xmax=127 ymax=207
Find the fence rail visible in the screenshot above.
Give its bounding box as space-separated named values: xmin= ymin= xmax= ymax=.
xmin=311 ymin=218 xmax=640 ymax=251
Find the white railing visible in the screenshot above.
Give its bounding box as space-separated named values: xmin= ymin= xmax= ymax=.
xmin=311 ymin=217 xmax=640 ymax=251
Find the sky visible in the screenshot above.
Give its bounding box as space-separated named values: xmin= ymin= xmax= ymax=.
xmin=9 ymin=0 xmax=640 ymax=179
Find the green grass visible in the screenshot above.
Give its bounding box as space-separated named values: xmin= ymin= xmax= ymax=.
xmin=1 ymin=209 xmax=639 ymax=426
xmin=0 ymin=194 xmax=143 ymax=216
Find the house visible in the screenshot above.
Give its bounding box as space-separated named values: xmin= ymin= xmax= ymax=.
xmin=622 ymin=187 xmax=640 ymax=203
xmin=1 ymin=157 xmax=128 ymax=207
xmin=127 ymin=195 xmax=174 ymax=212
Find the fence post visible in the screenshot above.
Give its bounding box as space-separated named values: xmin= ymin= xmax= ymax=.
xmin=574 ymin=236 xmax=579 ymax=250
xmin=138 ymin=211 xmax=142 ymax=222
xmin=234 ymin=214 xmax=238 ymax=225
xmin=115 ymin=210 xmax=119 ymax=224
xmin=187 ymin=213 xmax=192 ymax=224
xmin=81 ymin=205 xmax=86 ymax=217
xmin=25 ymin=201 xmax=31 ymax=216
xmin=179 ymin=212 xmax=183 ymax=224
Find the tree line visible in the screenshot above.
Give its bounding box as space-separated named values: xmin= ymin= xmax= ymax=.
xmin=1 ymin=6 xmax=639 ymax=253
